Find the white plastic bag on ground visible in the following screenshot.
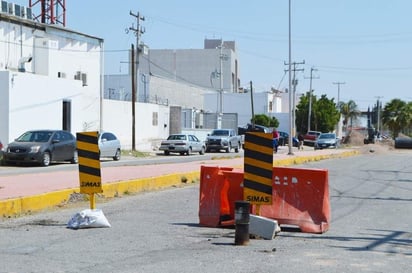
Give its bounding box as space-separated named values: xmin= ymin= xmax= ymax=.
xmin=67 ymin=209 xmax=111 ymax=229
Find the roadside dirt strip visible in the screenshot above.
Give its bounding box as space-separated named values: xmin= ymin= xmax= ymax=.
xmin=0 ymin=148 xmax=359 ymax=217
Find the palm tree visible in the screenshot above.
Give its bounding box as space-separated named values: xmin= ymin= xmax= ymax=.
xmin=381 ymin=98 xmax=410 ymax=138
xmin=338 ymin=100 xmax=360 ymax=132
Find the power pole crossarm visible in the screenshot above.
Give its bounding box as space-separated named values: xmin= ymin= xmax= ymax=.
xmin=284 ymin=60 xmax=304 ymax=154
xmin=333 ymin=81 xmax=345 ymax=106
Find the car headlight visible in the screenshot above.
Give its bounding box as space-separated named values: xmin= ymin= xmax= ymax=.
xmin=30 ymin=145 xmax=41 ymax=153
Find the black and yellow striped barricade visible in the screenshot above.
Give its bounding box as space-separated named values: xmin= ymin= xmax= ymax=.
xmin=76 ymin=131 xmax=102 ymax=209
xmin=243 ymin=132 xmax=274 ymax=213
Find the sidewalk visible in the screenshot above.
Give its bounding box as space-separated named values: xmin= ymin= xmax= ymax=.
xmin=0 ymin=146 xmax=359 ymax=217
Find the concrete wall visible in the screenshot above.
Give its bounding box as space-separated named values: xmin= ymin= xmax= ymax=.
xmin=104 ymin=74 xmax=212 ymax=110
xmin=102 ymin=100 xmax=170 ymax=151
xmin=0 ymin=71 xmax=99 ymax=144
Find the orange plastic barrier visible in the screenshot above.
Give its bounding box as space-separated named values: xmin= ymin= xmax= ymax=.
xmin=257 ymin=166 xmax=330 ymax=233
xmin=198 ymin=166 xmax=243 ymax=227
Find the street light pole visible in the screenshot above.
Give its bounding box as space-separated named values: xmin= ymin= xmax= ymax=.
xmin=287 ymin=0 xmax=293 ymax=155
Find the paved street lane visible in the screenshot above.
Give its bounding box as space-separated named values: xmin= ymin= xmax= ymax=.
xmin=0 ymin=151 xmax=411 ymax=272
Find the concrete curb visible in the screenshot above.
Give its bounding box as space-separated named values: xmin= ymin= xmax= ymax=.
xmin=0 ymin=150 xmax=359 ymax=218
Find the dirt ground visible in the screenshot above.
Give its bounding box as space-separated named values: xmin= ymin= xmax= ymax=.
xmin=343 ymin=131 xmax=395 ymax=155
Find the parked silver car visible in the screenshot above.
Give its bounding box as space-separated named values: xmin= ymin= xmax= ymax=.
xmin=3 ymin=130 xmax=78 ymax=166
xmin=99 ymin=131 xmax=121 ymax=161
xmin=159 ymin=134 xmax=205 ymax=155
xmin=314 ymin=133 xmax=339 ymax=150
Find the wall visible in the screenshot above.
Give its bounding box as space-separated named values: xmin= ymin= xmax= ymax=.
xmin=0 ymin=71 xmax=99 ymax=144
xmin=102 ymin=99 xmax=170 ymax=151
xmin=104 ymin=74 xmax=211 ymax=110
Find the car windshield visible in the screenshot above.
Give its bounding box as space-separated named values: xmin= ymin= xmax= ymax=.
xmin=319 ymin=133 xmax=335 ymax=139
xmin=16 ymin=131 xmax=52 ymax=142
xmin=211 ymin=130 xmax=229 ymax=136
xmin=167 ymin=135 xmax=187 ymax=141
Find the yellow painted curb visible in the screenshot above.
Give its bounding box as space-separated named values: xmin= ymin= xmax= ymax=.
xmin=0 ymin=150 xmax=359 ymax=218
xmin=0 ymin=171 xmax=200 ymax=218
xmin=274 ymin=150 xmax=360 ymax=166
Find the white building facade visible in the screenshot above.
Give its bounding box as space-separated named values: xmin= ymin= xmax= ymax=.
xmin=0 ymin=11 xmax=105 ymax=144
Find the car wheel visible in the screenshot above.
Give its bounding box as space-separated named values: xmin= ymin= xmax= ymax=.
xmin=41 ymin=152 xmax=51 ymax=167
xmin=70 ymin=150 xmax=78 ymax=164
xmin=179 ymin=152 xmax=185 ymax=155
xmin=164 ymin=151 xmax=170 ymax=155
xmin=235 ymin=145 xmax=239 ymax=153
xmin=226 ymin=145 xmax=231 ymax=153
xmin=186 ymin=147 xmax=192 ymax=155
xmin=113 ymin=149 xmax=121 ymax=161
xmin=199 ymin=146 xmax=205 ymax=155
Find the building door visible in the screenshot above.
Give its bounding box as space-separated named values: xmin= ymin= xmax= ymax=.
xmin=63 ymin=100 xmax=71 ymax=132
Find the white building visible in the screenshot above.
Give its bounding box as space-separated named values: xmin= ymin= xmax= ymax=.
xmin=0 ymin=5 xmax=169 ymax=151
xmin=203 ymin=89 xmax=297 ymax=132
xmin=0 ymin=8 xmax=105 ymax=145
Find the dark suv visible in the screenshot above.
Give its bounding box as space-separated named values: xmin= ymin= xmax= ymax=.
xmin=3 ymin=130 xmax=78 ymax=166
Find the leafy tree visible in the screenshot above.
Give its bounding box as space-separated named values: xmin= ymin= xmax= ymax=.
xmin=338 ymin=100 xmax=360 ymax=131
xmin=251 ymin=114 xmax=279 ymax=128
xmin=382 ymin=99 xmax=412 ymax=137
xmin=295 ymin=92 xmax=311 ymax=133
xmin=295 ymin=93 xmax=339 ymax=133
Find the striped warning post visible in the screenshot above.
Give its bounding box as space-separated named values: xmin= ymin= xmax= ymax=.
xmin=76 ymin=131 xmax=102 ymax=194
xmin=243 ymin=132 xmax=273 ymax=205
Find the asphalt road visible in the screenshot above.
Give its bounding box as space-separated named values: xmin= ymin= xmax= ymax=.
xmin=0 ymin=151 xmax=411 ymax=272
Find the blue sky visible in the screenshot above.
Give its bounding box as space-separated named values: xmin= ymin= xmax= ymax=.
xmin=17 ymin=0 xmax=412 ymax=111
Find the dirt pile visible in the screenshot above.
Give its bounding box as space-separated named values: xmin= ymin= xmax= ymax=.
xmin=344 ymin=130 xmax=394 ymax=155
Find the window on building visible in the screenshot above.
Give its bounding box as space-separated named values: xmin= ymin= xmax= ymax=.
xmin=152 ymin=112 xmax=158 ymax=126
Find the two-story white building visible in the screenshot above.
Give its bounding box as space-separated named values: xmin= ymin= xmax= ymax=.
xmin=0 ymin=7 xmax=103 ymax=145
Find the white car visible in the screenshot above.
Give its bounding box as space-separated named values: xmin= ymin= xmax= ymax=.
xmin=159 ymin=134 xmax=205 ymax=155
xmin=99 ymin=132 xmax=121 ymax=161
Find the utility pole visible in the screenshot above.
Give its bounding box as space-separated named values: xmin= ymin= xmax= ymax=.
xmin=375 ymin=96 xmax=383 ymax=133
xmin=216 ymin=41 xmax=226 ymax=129
xmin=131 ymin=44 xmax=136 ymax=150
xmin=305 ymin=67 xmax=319 ymax=132
xmin=284 ymin=60 xmax=304 ymax=141
xmin=127 ymin=11 xmax=145 ymax=151
xmin=332 ymin=81 xmax=345 ymax=107
xmin=333 ymin=81 xmax=345 ymax=138
xmin=250 ymin=81 xmax=254 ymax=128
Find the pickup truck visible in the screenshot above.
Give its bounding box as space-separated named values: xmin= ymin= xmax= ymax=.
xmin=303 ymin=130 xmax=321 ymax=146
xmin=205 ymin=129 xmax=241 ymax=153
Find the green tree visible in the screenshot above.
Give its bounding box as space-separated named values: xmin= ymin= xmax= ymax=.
xmin=295 ymin=92 xmax=311 ymax=133
xmin=251 ymin=114 xmax=279 ymax=128
xmin=295 ymin=93 xmax=339 ymax=133
xmin=382 ymin=99 xmax=412 ymax=137
xmin=338 ymin=100 xmax=360 ymax=131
